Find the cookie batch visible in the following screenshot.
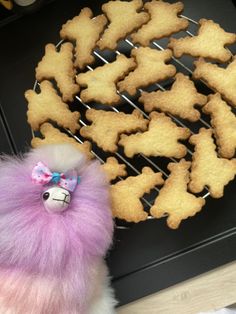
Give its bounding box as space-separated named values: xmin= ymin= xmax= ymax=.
xmin=25 ymin=0 xmax=236 ymax=229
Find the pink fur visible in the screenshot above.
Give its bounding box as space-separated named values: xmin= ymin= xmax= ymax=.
xmin=0 ymin=144 xmax=114 ymax=313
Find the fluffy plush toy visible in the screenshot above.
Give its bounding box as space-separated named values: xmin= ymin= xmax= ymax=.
xmin=0 ymin=144 xmax=116 ymax=314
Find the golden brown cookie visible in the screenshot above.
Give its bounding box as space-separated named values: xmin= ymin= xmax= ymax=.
xmin=118 ymin=48 xmax=176 ymax=96
xmin=0 ymin=0 xmax=13 ymax=10
xmin=60 ymin=8 xmax=107 ymax=69
xmin=168 ymin=19 xmax=236 ymax=63
xmin=25 ymin=81 xmax=80 ymax=133
xmin=101 ymin=157 xmax=127 ymax=182
xmin=150 ymin=159 xmax=205 ymax=229
xmin=139 ymin=73 xmax=207 ymax=121
xmin=76 ymin=54 xmax=136 ymax=104
xmin=31 ymin=123 xmax=93 ymax=160
xmin=193 ymin=57 xmax=236 ymax=107
xmin=80 ymin=108 xmax=148 ymax=152
xmin=97 ymin=0 xmax=149 ymax=50
xmin=189 ymin=128 xmax=236 ymax=198
xmin=131 ymin=0 xmax=189 ymax=46
xmin=119 ymin=112 xmax=191 ymax=158
xmin=203 ymin=93 xmax=236 ymax=159
xmin=35 ymin=43 xmax=79 ymax=102
xmin=111 ymin=167 xmax=164 ymax=222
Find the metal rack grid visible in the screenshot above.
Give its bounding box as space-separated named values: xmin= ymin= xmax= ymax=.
xmin=34 ymin=14 xmax=234 ymax=224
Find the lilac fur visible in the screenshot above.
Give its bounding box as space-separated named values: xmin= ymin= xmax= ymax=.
xmin=0 ymin=144 xmax=114 ymax=312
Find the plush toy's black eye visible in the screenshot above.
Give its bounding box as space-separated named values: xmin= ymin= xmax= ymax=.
xmin=43 ymin=192 xmax=50 ymax=200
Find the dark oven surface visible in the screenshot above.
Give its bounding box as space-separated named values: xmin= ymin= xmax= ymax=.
xmin=0 ymin=0 xmax=236 ymax=306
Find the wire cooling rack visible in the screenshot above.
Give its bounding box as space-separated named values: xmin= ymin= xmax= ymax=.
xmin=33 ymin=14 xmax=235 ymax=226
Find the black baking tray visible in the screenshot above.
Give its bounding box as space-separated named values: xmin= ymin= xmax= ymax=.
xmin=0 ymin=104 xmax=14 ymax=154
xmin=0 ymin=0 xmax=236 ymax=307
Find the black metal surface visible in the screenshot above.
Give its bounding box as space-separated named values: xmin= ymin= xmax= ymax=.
xmin=114 ymin=231 xmax=236 ymax=305
xmin=0 ymin=0 xmax=236 ymax=307
xmin=109 ymin=182 xmax=236 ymax=304
xmin=0 ymin=105 xmax=14 ymax=154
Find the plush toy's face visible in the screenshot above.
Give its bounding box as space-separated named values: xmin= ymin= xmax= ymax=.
xmin=42 ymin=186 xmax=71 ymax=213
xmin=31 ymin=160 xmax=78 ymax=213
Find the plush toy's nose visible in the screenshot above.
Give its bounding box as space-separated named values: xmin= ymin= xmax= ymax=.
xmin=42 ymin=186 xmax=71 ymax=213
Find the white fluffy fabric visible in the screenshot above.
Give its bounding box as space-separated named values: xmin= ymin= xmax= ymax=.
xmin=88 ymin=271 xmax=117 ymax=314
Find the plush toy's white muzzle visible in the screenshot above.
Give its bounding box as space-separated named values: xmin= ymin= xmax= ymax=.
xmin=42 ymin=186 xmax=71 ymax=213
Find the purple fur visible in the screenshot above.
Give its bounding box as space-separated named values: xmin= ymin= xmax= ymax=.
xmin=0 ymin=144 xmax=114 ymax=312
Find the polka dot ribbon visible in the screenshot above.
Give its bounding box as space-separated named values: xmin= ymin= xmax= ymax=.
xmin=31 ymin=161 xmax=80 ymax=192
